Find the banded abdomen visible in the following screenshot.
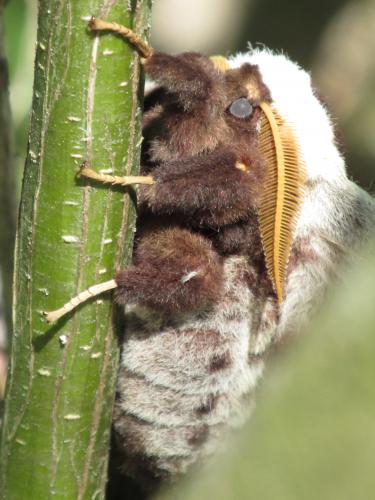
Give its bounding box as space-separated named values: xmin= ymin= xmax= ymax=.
xmin=113 ymin=256 xmax=265 ymax=486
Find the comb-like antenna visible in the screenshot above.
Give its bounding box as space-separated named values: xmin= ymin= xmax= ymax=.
xmin=88 ymin=17 xmax=153 ymax=60
xmin=210 ymin=56 xmax=230 ymax=73
xmin=43 ymin=279 xmax=118 ymax=323
xmin=258 ymin=101 xmax=306 ymax=303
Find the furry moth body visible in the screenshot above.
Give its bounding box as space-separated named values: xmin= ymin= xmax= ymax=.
xmin=45 ymin=19 xmax=375 ymax=495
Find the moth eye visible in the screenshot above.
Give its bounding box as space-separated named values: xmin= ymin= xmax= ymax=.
xmin=228 ymin=98 xmax=253 ymax=119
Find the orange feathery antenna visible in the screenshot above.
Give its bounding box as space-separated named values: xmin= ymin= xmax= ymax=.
xmin=210 ymin=55 xmax=230 ymax=72
xmin=258 ymin=102 xmax=306 ymax=303
xmin=209 ymin=55 xmax=306 ymax=302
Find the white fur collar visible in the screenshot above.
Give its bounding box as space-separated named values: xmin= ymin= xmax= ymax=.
xmin=229 ymin=48 xmax=347 ymax=183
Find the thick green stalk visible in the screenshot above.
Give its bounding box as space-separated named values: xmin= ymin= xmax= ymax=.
xmin=0 ymin=1 xmax=151 ymax=498
xmin=0 ymin=0 xmax=15 ymax=339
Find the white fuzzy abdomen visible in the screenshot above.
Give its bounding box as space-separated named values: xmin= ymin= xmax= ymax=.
xmin=113 ymin=256 xmax=264 ymax=482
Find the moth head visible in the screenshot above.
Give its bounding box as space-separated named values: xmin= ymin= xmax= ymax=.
xmin=142 ymin=52 xmax=272 ymax=163
xmin=229 ymin=49 xmax=346 ymax=184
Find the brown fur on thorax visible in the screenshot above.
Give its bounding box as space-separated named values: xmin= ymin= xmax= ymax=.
xmin=141 ymin=57 xmax=271 ymax=165
xmin=113 ymin=50 xmax=278 ymax=493
xmin=138 ymin=55 xmax=273 ymax=238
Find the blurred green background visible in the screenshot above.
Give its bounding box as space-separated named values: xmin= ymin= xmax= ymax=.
xmin=4 ymin=0 xmax=375 ymax=194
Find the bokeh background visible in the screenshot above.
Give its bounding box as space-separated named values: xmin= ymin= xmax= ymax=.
xmin=1 ymin=0 xmax=375 ymax=357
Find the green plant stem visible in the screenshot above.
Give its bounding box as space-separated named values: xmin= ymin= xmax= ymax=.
xmin=0 ymin=1 xmax=151 ymax=498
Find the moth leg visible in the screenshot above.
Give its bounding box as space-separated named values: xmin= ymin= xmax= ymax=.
xmin=78 ymin=162 xmax=154 ymax=187
xmin=88 ymin=17 xmax=153 ymax=59
xmin=115 ymin=228 xmax=223 ymax=314
xmin=88 ymin=19 xmax=218 ymax=108
xmin=44 ymin=279 xmax=117 ymax=323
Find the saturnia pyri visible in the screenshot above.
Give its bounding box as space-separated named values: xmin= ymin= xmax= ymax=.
xmin=45 ymin=16 xmax=375 ymax=494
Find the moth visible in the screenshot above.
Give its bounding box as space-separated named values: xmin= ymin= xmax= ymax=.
xmin=45 ymin=17 xmax=375 ymax=495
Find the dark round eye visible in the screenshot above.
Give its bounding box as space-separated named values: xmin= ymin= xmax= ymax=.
xmin=228 ymin=98 xmax=253 ymax=119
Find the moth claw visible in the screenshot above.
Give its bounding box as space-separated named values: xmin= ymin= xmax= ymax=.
xmin=88 ymin=16 xmax=99 ymax=31
xmin=76 ymin=161 xmax=89 ymax=179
